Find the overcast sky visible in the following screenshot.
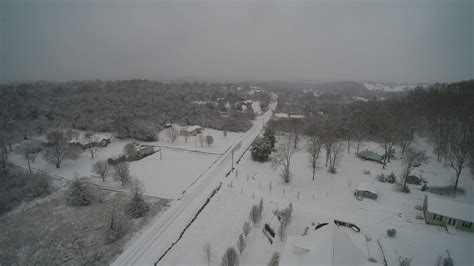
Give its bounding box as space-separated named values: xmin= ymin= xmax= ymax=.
xmin=1 ymin=0 xmax=472 ymax=83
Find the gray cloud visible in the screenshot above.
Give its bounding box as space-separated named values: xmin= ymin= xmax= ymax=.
xmin=1 ymin=0 xmax=472 ymax=83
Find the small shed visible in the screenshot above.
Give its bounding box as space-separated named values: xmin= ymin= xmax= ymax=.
xmin=354 ymin=183 xmax=378 ymax=200
xmin=358 ymin=150 xmax=383 ymax=163
xmin=423 ymin=195 xmax=474 ymax=232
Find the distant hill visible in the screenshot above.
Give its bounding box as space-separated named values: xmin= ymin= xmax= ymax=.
xmin=362 ymin=81 xmax=428 ymax=92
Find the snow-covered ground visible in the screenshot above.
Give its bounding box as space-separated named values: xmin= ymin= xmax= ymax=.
xmin=159 ymin=135 xmax=474 ymax=265
xmin=157 ymin=127 xmax=243 ymax=154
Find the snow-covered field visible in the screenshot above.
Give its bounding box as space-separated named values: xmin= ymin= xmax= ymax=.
xmin=159 ymin=135 xmax=474 ymax=265
xmin=8 ymin=127 xmax=246 ymax=199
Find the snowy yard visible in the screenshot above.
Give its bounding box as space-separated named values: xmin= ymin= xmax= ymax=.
xmin=159 ymin=135 xmax=474 ymax=265
xmin=9 ymin=136 xmax=224 ymax=199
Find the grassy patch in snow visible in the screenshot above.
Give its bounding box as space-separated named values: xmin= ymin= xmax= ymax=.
xmin=0 ymin=187 xmax=169 ymax=265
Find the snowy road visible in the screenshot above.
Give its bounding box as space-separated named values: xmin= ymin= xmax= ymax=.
xmin=112 ymin=103 xmax=275 ymax=265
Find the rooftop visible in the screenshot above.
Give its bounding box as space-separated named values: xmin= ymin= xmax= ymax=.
xmin=425 ymin=194 xmax=474 ymax=222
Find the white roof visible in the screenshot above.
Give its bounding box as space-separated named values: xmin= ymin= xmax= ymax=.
xmin=280 ymin=223 xmax=374 ymax=266
xmin=180 ymin=125 xmax=202 ymax=132
xmin=425 ymin=194 xmax=474 ymax=222
xmin=356 ymin=183 xmax=377 ymax=194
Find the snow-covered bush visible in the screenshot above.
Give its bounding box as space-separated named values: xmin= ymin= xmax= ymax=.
xmin=386 ymin=228 xmax=397 ymax=238
xmin=237 ymin=234 xmax=246 ymax=255
xmin=275 ymin=203 xmax=293 ymax=241
xmin=242 ymin=221 xmax=250 ymax=236
xmin=206 ymin=135 xmax=214 ymax=146
xmin=263 ymin=127 xmax=276 ymax=149
xmin=249 ymin=205 xmax=262 ymax=225
xmin=127 ymin=188 xmax=149 ymax=218
xmin=221 ymin=247 xmax=239 ymax=266
xmin=251 ymin=137 xmax=272 ymax=161
xmin=66 ymin=177 xmax=93 ymax=206
xmin=267 ymin=252 xmax=279 ymax=266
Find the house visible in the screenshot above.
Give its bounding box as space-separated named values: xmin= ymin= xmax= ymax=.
xmin=354 ymin=183 xmax=378 ymax=200
xmin=423 ymin=195 xmax=474 ymax=232
xmin=70 ymin=134 xmax=111 ymax=149
xmin=179 ymin=125 xmax=203 ymax=136
xmin=280 ymin=221 xmax=379 ymax=265
xmin=358 ymin=150 xmax=384 ymax=163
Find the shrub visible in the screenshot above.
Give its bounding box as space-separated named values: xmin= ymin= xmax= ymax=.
xmin=237 ymin=234 xmax=246 ymax=255
xmin=386 ymin=228 xmax=397 ymax=238
xmin=127 ymin=188 xmax=149 ymax=218
xmin=242 ymin=221 xmax=250 ymax=236
xmin=427 ymin=185 xmax=465 ymax=196
xmin=406 ymin=175 xmax=422 ymax=185
xmin=249 ymin=205 xmax=262 ymax=225
xmin=251 ymin=137 xmax=272 ymax=161
xmin=221 ymin=247 xmax=239 ymax=266
xmin=66 ymin=178 xmax=93 ymax=206
xmin=267 ymin=252 xmax=280 ymax=266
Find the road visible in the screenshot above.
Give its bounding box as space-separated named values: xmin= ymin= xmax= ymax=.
xmin=112 ymin=103 xmax=275 ymax=265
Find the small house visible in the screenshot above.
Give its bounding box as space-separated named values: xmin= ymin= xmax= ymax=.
xmin=179 ymin=125 xmax=203 ymax=136
xmin=423 ymin=195 xmax=474 ymax=233
xmin=354 ymin=183 xmax=378 ymax=200
xmin=358 ymin=150 xmax=383 ymax=163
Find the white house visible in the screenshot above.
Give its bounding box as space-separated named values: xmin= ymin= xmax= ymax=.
xmin=423 ymin=195 xmax=474 ymax=233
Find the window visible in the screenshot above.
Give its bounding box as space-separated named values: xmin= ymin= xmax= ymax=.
xmin=462 ymin=221 xmax=472 ymax=229
xmin=433 ymin=214 xmax=442 ymax=221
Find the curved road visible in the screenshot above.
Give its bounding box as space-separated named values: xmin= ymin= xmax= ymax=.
xmin=112 ymin=103 xmax=275 ymax=265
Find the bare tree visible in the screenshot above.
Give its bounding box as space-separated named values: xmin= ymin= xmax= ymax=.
xmin=114 ymin=161 xmax=131 ymax=186
xmin=43 ymin=130 xmax=79 ymax=168
xmin=237 ymin=234 xmax=246 ymax=255
xmin=91 ymin=160 xmax=109 ymax=182
xmin=400 ymin=148 xmax=429 ymax=192
xmin=203 ymin=242 xmax=214 ymax=266
xmin=446 ymin=117 xmax=472 ymax=192
xmin=198 ymin=134 xmax=205 ymax=147
xmin=23 ymin=141 xmax=38 ymax=174
xmin=272 ymin=142 xmax=296 ymax=183
xmin=85 ymin=131 xmax=100 ymax=159
xmin=276 ymin=203 xmax=293 ymax=241
xmin=221 ymin=247 xmax=239 ymax=266
xmin=0 ymin=143 xmax=7 ymax=176
xmin=167 ymin=126 xmax=178 ymax=143
xmin=306 ymin=135 xmax=322 ymax=181
xmin=328 ymin=142 xmax=344 ymax=174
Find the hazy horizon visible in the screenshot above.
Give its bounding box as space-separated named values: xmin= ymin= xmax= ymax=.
xmin=1 ymin=0 xmax=472 ymax=84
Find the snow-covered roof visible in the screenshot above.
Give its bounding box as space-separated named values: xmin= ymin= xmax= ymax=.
xmin=280 ymin=223 xmax=375 ymax=266
xmin=180 ymin=125 xmax=202 ymax=132
xmin=356 ymin=183 xmax=377 ymax=194
xmin=274 ymin=113 xmax=305 ymax=119
xmin=425 ymin=195 xmax=474 ymax=222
